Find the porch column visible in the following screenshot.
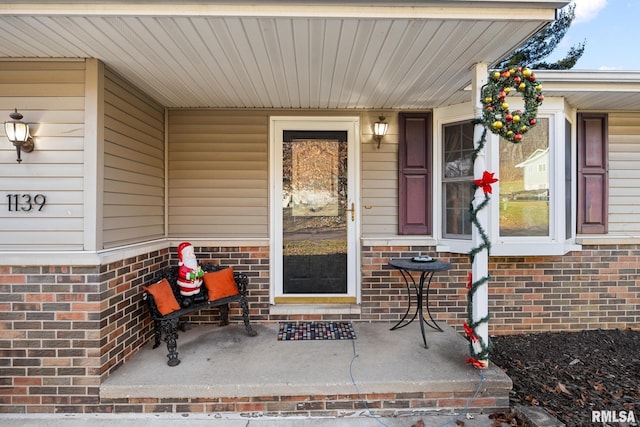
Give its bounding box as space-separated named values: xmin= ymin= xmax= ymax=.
xmin=471 ymin=63 xmax=490 ymax=368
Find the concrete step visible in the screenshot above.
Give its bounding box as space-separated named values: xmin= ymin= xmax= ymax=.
xmin=100 ymin=322 xmax=511 ymax=417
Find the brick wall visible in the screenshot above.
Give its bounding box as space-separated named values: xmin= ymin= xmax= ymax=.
xmin=361 ymin=244 xmax=640 ymax=334
xmin=0 ymin=264 xmax=104 ymax=412
xmin=0 ymin=248 xmax=171 ymax=413
xmin=1 ymin=243 xmax=638 ymax=414
xmin=185 ymin=245 xmax=271 ymax=325
xmin=189 ymin=243 xmax=639 ymax=333
xmin=487 ymin=245 xmax=640 ymax=334
xmin=361 ymin=246 xmax=469 ymax=326
xmin=102 ymin=249 xmax=171 ymax=378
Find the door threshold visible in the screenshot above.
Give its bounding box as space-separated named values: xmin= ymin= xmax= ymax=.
xmin=270 ymin=304 xmax=361 ymax=316
xmin=274 ymin=296 xmax=356 ymax=304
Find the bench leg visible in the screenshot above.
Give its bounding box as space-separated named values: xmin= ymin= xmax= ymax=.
xmin=219 ymin=303 xmax=229 ymax=326
xmin=152 ymin=320 xmax=162 ymax=349
xmin=239 ymin=295 xmax=257 ymax=337
xmin=160 ymin=318 xmax=181 ymax=366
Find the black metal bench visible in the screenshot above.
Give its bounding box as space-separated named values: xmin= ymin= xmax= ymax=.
xmin=142 ymin=263 xmax=257 ymax=366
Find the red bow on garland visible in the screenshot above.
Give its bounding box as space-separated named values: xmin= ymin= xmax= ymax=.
xmin=466 ymin=357 xmax=487 ymax=369
xmin=463 ymin=321 xmax=479 ymax=343
xmin=466 ymin=272 xmax=473 ymax=290
xmin=474 ymin=171 xmax=499 ymax=194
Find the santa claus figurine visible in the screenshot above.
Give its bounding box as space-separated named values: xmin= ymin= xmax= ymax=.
xmin=176 ymin=242 xmax=205 ymax=306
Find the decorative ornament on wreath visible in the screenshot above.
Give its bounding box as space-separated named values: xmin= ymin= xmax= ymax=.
xmin=480 ymin=67 xmax=543 ymax=142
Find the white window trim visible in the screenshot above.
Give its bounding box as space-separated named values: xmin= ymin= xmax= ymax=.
xmin=434 ymin=98 xmax=581 ymax=256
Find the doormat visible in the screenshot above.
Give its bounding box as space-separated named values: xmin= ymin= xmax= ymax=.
xmin=277 ymin=321 xmax=356 ymax=341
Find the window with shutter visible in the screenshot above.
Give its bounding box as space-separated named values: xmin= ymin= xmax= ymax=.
xmin=437 ymin=102 xmax=576 ymax=256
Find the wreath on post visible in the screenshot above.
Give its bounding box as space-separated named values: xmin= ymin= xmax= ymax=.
xmin=480 ymin=67 xmax=544 ymax=142
xmin=465 ymin=67 xmax=544 ymax=369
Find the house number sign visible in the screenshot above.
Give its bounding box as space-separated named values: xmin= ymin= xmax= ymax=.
xmin=6 ymin=193 xmax=47 ymax=212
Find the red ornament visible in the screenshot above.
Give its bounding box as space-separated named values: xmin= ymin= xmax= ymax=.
xmin=513 ymin=76 xmax=521 ymax=84
xmin=529 ymin=118 xmax=537 ymax=125
xmin=514 ymin=134 xmax=523 ymax=142
xmin=505 ymin=113 xmax=513 ymax=121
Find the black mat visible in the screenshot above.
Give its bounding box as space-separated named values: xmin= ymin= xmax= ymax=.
xmin=277 ymin=321 xmax=356 ymax=341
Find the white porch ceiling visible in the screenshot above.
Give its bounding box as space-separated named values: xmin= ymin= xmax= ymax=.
xmin=0 ymin=1 xmax=569 ymax=109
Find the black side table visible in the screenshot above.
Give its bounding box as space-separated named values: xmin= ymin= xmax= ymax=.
xmin=388 ymin=258 xmax=452 ymax=348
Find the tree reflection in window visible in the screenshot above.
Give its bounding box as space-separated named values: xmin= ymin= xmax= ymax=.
xmin=499 ymin=118 xmax=550 ymax=237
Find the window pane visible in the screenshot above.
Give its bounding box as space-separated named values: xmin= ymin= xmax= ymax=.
xmin=444 ymin=182 xmax=473 ymax=237
xmin=444 ymin=122 xmax=474 ymax=177
xmin=443 ymin=121 xmax=474 ymax=238
xmin=499 ymin=118 xmax=550 ymax=236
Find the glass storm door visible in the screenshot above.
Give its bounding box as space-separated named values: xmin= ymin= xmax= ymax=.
xmin=271 ymin=118 xmax=359 ymax=304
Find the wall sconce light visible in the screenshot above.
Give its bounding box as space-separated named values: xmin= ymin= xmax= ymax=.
xmin=373 ymin=116 xmax=388 ymax=149
xmin=4 ymin=108 xmax=35 ymax=163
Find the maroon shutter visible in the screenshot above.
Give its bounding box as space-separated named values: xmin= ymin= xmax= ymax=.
xmin=577 ymin=113 xmax=608 ymax=234
xmin=398 ymin=112 xmax=432 ymax=235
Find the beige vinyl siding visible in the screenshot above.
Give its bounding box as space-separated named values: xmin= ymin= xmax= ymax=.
xmin=167 ymin=109 xmax=269 ymax=237
xmin=608 ymin=112 xmax=640 ymax=234
xmin=0 ymin=60 xmax=86 ymax=250
xmin=102 ymin=67 xmax=165 ymax=248
xmin=167 ymin=109 xmax=400 ymax=239
xmin=361 ymin=112 xmax=399 ymax=236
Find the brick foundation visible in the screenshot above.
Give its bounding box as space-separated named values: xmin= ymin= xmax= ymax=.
xmin=97 ymin=391 xmax=508 ymax=416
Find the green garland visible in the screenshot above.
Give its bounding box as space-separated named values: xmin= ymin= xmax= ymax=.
xmin=480 ymin=67 xmax=543 ymax=142
xmin=465 ymin=67 xmax=543 ymax=368
xmin=465 ymin=127 xmax=494 ymax=369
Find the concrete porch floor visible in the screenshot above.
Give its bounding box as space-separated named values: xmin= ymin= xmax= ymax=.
xmin=101 ymin=321 xmax=511 ymax=419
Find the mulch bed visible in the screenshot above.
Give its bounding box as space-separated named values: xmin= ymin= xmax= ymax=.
xmin=491 ymin=329 xmax=640 ymax=427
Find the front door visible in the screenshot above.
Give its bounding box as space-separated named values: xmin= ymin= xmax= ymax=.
xmin=271 ymin=117 xmax=359 ymax=304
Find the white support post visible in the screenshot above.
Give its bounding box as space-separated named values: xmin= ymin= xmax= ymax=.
xmin=471 ymin=63 xmax=490 ymax=368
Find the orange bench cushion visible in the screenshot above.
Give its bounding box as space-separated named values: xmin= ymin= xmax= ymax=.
xmin=143 ymin=278 xmax=181 ymax=315
xmin=204 ymin=267 xmax=240 ymax=301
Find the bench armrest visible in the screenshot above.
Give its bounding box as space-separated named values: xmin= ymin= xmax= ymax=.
xmin=233 ymin=271 xmax=249 ymax=295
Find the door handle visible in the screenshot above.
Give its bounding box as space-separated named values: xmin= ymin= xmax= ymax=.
xmin=345 ymin=202 xmax=355 ymax=222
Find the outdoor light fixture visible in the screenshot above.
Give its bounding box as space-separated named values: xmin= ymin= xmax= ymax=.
xmin=4 ymin=108 xmax=34 ymax=163
xmin=373 ymin=116 xmax=388 ymax=149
